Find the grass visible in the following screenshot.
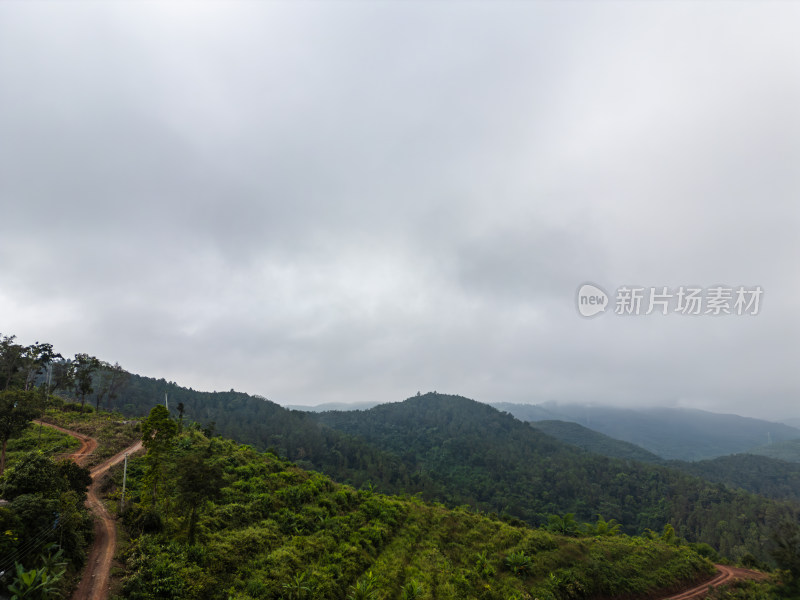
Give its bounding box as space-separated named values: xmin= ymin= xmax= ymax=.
xmin=3 ymin=422 xmax=80 ymax=470
xmin=40 ymin=407 xmax=141 ymax=467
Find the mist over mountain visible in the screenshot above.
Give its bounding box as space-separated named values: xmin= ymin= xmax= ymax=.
xmin=523 ymin=417 xmax=800 ymax=505
xmin=284 ymin=401 xmax=385 ymax=412
xmin=781 ymin=417 xmax=800 ymax=430
xmin=494 ymin=402 xmax=800 ymax=461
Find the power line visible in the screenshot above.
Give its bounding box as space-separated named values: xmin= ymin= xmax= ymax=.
xmin=0 ymin=525 xmax=57 ymax=575
xmin=0 ymin=496 xmax=87 ymax=576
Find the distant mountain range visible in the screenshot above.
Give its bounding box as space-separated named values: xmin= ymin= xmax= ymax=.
xmin=523 ymin=418 xmax=800 ymax=503
xmin=493 ymin=402 xmax=800 ymax=461
xmin=781 ymin=417 xmax=800 ymax=429
xmin=285 ymin=399 xmax=800 ymax=463
xmin=284 ymin=401 xmax=384 ymax=412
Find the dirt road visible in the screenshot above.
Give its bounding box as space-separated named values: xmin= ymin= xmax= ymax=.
xmin=659 ymin=564 xmax=768 ymax=600
xmin=38 ymin=421 xmax=142 ymax=600
xmin=34 ymin=420 xmax=98 ymax=465
xmin=71 ymin=439 xmax=143 ymax=600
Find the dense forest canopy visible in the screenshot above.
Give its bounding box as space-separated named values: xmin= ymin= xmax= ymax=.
xmin=60 ymin=361 xmax=800 ymax=565
xmin=4 ymin=334 xmax=800 ymax=599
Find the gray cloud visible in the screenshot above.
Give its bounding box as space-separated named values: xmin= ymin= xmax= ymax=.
xmin=1 ymin=2 xmax=798 ymax=420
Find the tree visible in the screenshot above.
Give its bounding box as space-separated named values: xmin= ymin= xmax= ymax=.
xmin=176 ymin=402 xmax=185 ymax=434
xmin=0 ymin=452 xmax=65 ymax=500
xmin=141 ymin=405 xmax=177 ymax=503
xmin=20 ymin=342 xmax=61 ymax=392
xmin=771 ymin=520 xmax=800 ymax=595
xmin=0 ymin=335 xmax=25 ymax=391
xmin=142 ymin=405 xmax=177 ymax=453
xmin=69 ymin=354 xmax=101 ymax=410
xmin=49 ymin=360 xmax=73 ymax=399
xmin=56 ymin=459 xmax=93 ymax=499
xmin=661 ymin=523 xmax=678 ymax=545
xmin=175 ymin=452 xmax=224 ymax=545
xmin=0 ymin=390 xmax=41 ymax=476
xmin=547 ymin=513 xmax=579 ymax=536
xmin=0 ymin=337 xmax=61 ymax=393
xmin=92 ymin=362 xmax=129 ymax=412
xmin=582 ymin=515 xmax=621 ymax=537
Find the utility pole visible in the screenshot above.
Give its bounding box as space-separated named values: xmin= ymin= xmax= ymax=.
xmin=165 ymin=392 xmax=168 ymax=411
xmin=120 ymin=452 xmax=129 ymax=513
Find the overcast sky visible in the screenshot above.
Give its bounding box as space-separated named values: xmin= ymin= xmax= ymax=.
xmin=1 ymin=2 xmax=798 ymax=420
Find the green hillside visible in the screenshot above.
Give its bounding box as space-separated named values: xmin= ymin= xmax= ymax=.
xmin=101 ymin=373 xmax=436 ymax=495
xmin=97 ymin=374 xmax=800 ymax=563
xmin=528 ymin=420 xmax=663 ymax=464
xmin=0 ymin=406 xmax=95 ymax=599
xmin=4 ymin=335 xmax=796 ymax=598
xmin=313 ymin=394 xmax=800 ymax=562
xmin=111 ymin=409 xmax=716 ymax=600
xmin=2 ymin=421 xmax=80 ymax=469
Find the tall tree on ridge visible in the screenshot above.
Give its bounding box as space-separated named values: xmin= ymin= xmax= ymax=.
xmin=70 ymin=353 xmax=101 ymax=410
xmin=0 ymin=335 xmax=25 ymax=391
xmin=21 ymin=342 xmax=61 ymax=392
xmin=93 ymin=362 xmax=130 ymax=411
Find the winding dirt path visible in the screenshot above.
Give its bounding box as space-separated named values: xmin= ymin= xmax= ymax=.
xmin=35 ymin=420 xmax=97 ymax=465
xmin=38 ymin=421 xmax=142 ymax=600
xmin=658 ymin=564 xmax=768 ymax=600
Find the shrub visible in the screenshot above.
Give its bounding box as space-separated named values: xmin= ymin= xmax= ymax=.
xmin=505 ymin=551 xmax=532 ymax=576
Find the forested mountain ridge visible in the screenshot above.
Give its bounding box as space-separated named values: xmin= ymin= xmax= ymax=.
xmin=528 ymin=420 xmax=664 ymax=464
xmin=0 ymin=397 xmax=724 ymax=600
xmin=494 ymin=402 xmax=800 ymax=461
xmin=112 ymin=408 xmax=721 ymax=600
xmin=3 ymin=339 xmax=798 ymax=597
xmin=671 ymin=454 xmax=800 ymax=503
xmin=518 ymin=418 xmax=800 ymax=505
xmin=313 ymin=393 xmax=800 ymax=562
xmin=286 ymin=401 xmax=384 ymax=412
xmin=58 ymin=365 xmax=800 ymax=565
xmin=100 ymin=373 xmax=438 ymax=495
xmin=748 ymin=439 xmax=800 ymax=464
